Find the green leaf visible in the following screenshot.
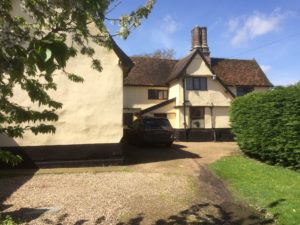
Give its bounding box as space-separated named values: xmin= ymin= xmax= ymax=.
xmin=45 ymin=48 xmax=52 ymax=62
xmin=0 ymin=150 xmax=22 ymax=167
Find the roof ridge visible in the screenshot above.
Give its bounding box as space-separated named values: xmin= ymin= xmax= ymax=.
xmin=141 ymin=98 xmax=176 ymax=114
xmin=130 ymin=56 xmax=179 ymax=61
xmin=211 ymin=57 xmax=255 ymax=61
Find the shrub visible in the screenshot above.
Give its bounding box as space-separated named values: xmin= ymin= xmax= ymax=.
xmin=0 ymin=216 xmax=15 ymax=225
xmin=230 ymin=83 xmax=300 ymax=169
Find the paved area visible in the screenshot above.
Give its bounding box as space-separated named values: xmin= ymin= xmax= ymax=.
xmin=0 ymin=142 xmax=272 ymax=224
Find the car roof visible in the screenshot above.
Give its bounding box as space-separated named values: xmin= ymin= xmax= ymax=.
xmin=142 ymin=117 xmax=168 ymax=120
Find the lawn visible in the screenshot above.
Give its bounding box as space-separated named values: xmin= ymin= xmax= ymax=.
xmin=209 ymin=156 xmax=300 ymax=225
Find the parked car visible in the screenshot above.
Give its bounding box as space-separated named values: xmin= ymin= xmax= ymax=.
xmin=126 ymin=117 xmax=175 ymax=147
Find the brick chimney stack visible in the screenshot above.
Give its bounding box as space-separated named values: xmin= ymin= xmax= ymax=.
xmin=191 ymin=26 xmax=201 ymax=49
xmin=191 ymin=26 xmax=211 ymax=65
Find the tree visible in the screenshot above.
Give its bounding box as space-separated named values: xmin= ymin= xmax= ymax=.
xmin=0 ymin=0 xmax=155 ymax=165
xmin=134 ymin=49 xmax=176 ymax=59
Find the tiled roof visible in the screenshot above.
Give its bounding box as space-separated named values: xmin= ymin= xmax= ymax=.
xmin=166 ymin=49 xmax=212 ymax=83
xmin=141 ymin=98 xmax=176 ymax=114
xmin=111 ymin=38 xmax=134 ymax=72
xmin=211 ymin=58 xmax=273 ymax=87
xmin=124 ymin=54 xmax=273 ymax=87
xmin=124 ymin=57 xmax=177 ymax=86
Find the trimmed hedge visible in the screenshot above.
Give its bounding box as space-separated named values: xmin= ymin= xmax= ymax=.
xmin=230 ymin=83 xmax=300 ymax=169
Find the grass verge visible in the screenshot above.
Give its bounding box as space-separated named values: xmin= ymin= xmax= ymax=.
xmin=209 ymin=156 xmax=300 ymax=225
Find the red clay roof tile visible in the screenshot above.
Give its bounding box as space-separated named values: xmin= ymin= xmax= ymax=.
xmin=124 ymin=55 xmax=272 ymax=87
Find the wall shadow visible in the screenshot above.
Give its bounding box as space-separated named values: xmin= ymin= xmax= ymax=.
xmin=123 ymin=143 xmax=200 ymax=165
xmin=0 ymin=173 xmax=38 ymax=220
xmin=0 ymin=138 xmax=38 ymax=220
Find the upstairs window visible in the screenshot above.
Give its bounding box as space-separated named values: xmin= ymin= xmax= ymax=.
xmin=186 ymin=77 xmax=207 ymax=91
xmin=148 ymin=89 xmax=168 ymax=100
xmin=236 ymin=86 xmax=254 ymax=96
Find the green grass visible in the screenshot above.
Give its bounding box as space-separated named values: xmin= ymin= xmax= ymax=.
xmin=209 ymin=156 xmax=300 ymax=225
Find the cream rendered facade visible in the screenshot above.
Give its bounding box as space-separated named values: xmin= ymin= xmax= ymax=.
xmin=124 ymin=86 xmax=169 ymax=111
xmin=0 ymin=46 xmax=124 ymax=147
xmin=0 ymin=2 xmax=125 ymax=148
xmin=123 ymin=25 xmax=273 ymax=140
xmin=124 ymin=53 xmax=235 ymax=130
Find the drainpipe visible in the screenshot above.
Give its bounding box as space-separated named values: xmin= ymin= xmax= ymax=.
xmin=183 ymin=78 xmax=188 ymax=141
xmin=209 ymin=103 xmax=216 ymax=141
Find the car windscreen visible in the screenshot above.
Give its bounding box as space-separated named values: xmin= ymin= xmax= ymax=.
xmin=144 ymin=119 xmax=171 ymax=130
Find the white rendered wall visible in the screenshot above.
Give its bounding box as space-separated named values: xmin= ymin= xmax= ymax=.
xmin=0 ymin=2 xmax=124 ymax=146
xmin=124 ymin=86 xmax=169 ymax=110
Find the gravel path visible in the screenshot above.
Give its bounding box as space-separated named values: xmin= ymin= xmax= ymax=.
xmin=1 ymin=172 xmax=199 ymax=225
xmin=0 ymin=142 xmax=269 ymax=224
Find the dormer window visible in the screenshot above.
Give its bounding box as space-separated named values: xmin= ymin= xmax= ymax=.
xmin=186 ymin=77 xmax=207 ymax=91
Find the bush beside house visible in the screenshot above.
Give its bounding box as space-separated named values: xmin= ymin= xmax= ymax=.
xmin=230 ymin=83 xmax=300 ymax=169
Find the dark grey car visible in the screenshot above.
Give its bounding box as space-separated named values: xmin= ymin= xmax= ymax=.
xmin=126 ymin=117 xmax=175 ymax=147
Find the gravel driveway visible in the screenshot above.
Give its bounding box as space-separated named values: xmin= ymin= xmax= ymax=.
xmin=0 ymin=142 xmax=269 ymax=225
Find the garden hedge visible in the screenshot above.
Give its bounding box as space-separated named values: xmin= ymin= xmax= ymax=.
xmin=230 ymin=83 xmax=300 ymax=169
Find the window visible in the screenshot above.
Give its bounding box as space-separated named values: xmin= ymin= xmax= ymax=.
xmin=186 ymin=77 xmax=207 ymax=90
xmin=154 ymin=113 xmax=167 ymax=118
xmin=123 ymin=113 xmax=133 ymax=128
xmin=144 ymin=118 xmax=171 ymax=130
xmin=190 ymin=107 xmax=205 ymax=128
xmin=236 ymin=86 xmax=254 ymax=96
xmin=148 ymin=89 xmax=168 ymax=100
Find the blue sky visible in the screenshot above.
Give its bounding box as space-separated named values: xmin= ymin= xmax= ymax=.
xmin=107 ymin=0 xmax=300 ymax=86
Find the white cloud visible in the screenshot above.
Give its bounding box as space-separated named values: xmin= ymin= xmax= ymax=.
xmin=226 ymin=9 xmax=293 ymax=47
xmin=260 ymin=64 xmax=272 ymax=73
xmin=150 ymin=14 xmax=181 ymax=49
xmin=209 ymin=18 xmax=222 ymax=32
xmin=227 ymin=18 xmax=240 ymax=32
xmin=161 ymin=15 xmax=180 ymax=33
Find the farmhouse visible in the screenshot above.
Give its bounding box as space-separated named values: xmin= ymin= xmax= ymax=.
xmin=0 ymin=2 xmax=272 ymax=166
xmin=124 ymin=27 xmax=272 ymax=141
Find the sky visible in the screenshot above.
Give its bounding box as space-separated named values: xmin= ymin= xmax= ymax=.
xmin=106 ymin=0 xmax=300 ymax=86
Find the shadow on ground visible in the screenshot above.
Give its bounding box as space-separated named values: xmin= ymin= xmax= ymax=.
xmin=3 ymin=200 xmax=280 ymax=225
xmin=117 ymin=202 xmax=276 ymax=225
xmin=0 ymin=167 xmax=37 ymax=221
xmin=0 ymin=171 xmax=37 ymax=220
xmin=123 ymin=143 xmax=200 ymax=165
xmin=0 ymin=139 xmax=39 ymax=218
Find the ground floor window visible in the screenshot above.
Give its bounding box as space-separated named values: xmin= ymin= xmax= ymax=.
xmin=190 ymin=107 xmax=205 ymax=128
xmin=123 ymin=113 xmax=133 ymax=128
xmin=154 ymin=113 xmax=167 ymax=118
xmin=148 ymin=89 xmax=168 ymax=100
xmin=236 ymin=86 xmax=254 ymax=96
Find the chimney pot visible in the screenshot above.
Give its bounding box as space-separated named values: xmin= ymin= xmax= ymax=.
xmin=200 ymin=27 xmax=208 ymax=48
xmin=191 ymin=26 xmax=201 ymax=50
xmin=191 ymin=26 xmax=211 ymax=65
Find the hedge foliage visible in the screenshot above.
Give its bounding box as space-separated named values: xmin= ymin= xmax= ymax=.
xmin=230 ymin=83 xmax=300 ymax=170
